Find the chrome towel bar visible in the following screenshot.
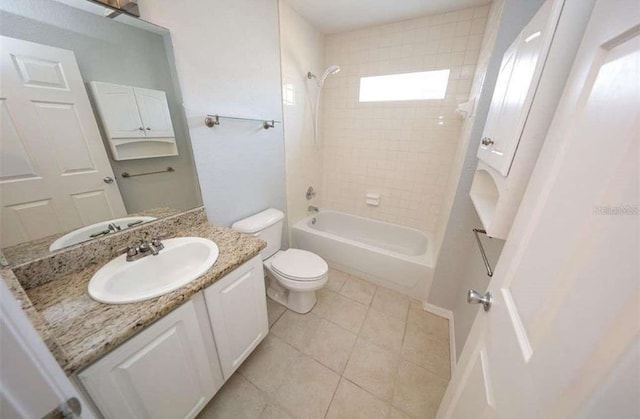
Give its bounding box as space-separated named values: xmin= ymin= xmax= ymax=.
xmin=473 ymin=228 xmax=494 ymax=277
xmin=122 ymin=167 xmax=175 ymax=178
xmin=204 ymin=114 xmax=282 ymax=130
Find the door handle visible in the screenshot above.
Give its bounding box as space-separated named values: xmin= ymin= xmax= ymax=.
xmin=467 ymin=289 xmax=492 ymax=311
xmin=103 ymin=176 xmax=114 ymax=184
xmin=481 ymin=137 xmax=494 ymax=146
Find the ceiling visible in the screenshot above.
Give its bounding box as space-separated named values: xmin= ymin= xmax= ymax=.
xmin=285 ymin=0 xmax=491 ymax=34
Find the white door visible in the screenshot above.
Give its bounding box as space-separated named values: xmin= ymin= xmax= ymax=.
xmin=78 ymin=296 xmax=220 ymax=419
xmin=89 ymin=82 xmax=146 ymax=139
xmin=477 ymin=0 xmax=560 ymax=176
xmin=0 ymin=278 xmax=96 ymax=418
xmin=204 ymin=256 xmax=269 ymax=379
xmin=0 ymin=36 xmax=126 ymax=247
xmin=134 ymin=87 xmax=175 ymax=138
xmin=438 ymin=1 xmax=639 ymax=417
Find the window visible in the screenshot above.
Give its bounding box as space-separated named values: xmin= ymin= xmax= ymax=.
xmin=358 ymin=69 xmax=450 ymax=102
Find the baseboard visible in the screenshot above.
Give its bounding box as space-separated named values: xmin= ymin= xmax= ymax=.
xmin=422 ymin=302 xmax=457 ymax=376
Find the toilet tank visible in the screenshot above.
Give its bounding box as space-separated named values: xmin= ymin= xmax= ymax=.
xmin=231 ymin=208 xmax=285 ymax=260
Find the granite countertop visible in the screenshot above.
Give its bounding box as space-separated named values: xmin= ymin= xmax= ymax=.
xmin=23 ymin=222 xmax=265 ymax=376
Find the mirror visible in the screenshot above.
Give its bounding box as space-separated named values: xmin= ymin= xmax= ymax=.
xmin=0 ymin=0 xmax=203 ymax=264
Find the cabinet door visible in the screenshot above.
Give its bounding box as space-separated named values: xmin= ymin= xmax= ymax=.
xmin=477 ymin=0 xmax=559 ymax=176
xmin=134 ymin=87 xmax=175 ymax=138
xmin=78 ymin=298 xmax=220 ymax=419
xmin=90 ymin=82 xmax=145 ymax=139
xmin=204 ymin=256 xmax=269 ymax=379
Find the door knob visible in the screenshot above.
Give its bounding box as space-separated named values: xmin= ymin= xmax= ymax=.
xmin=103 ymin=176 xmax=115 ymax=184
xmin=481 ymin=137 xmax=494 ymax=146
xmin=467 ymin=289 xmax=492 ymax=311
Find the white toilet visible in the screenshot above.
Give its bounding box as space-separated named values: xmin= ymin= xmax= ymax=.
xmin=232 ymin=208 xmax=329 ymax=314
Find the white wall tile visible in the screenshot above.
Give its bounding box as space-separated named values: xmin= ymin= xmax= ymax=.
xmin=321 ymin=6 xmax=489 ymax=232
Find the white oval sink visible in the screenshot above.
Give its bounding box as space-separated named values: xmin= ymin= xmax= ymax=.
xmin=88 ymin=237 xmax=219 ymax=304
xmin=49 ymin=216 xmax=157 ymax=251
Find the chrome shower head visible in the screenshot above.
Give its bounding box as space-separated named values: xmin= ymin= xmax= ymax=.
xmin=307 ymin=64 xmax=341 ymax=86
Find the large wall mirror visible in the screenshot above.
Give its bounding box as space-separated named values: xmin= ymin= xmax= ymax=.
xmin=0 ymin=0 xmax=203 ymax=265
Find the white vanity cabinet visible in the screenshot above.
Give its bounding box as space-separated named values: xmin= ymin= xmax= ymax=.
xmin=76 ymin=256 xmax=269 ymax=418
xmin=203 ymin=256 xmax=268 ymax=379
xmin=77 ymin=293 xmax=223 ymax=419
xmin=89 ymin=81 xmax=178 ymax=160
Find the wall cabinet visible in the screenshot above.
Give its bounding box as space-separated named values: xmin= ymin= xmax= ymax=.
xmin=204 ymin=256 xmax=269 ymax=379
xmin=470 ymin=0 xmax=590 ymax=239
xmin=77 ymin=256 xmax=268 ymax=418
xmin=90 ymin=81 xmax=178 ymax=160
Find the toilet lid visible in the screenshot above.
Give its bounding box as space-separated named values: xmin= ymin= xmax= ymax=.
xmin=271 ymin=249 xmax=328 ymax=281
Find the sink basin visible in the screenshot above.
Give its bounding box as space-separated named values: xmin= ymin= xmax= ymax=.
xmin=88 ymin=237 xmax=219 ymax=304
xmin=49 ymin=216 xmax=157 ymax=251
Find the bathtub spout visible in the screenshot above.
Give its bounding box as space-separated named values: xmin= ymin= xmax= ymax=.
xmin=308 ymin=205 xmax=319 ymax=213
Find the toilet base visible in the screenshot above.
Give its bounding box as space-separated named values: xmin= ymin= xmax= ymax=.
xmin=267 ymin=277 xmax=317 ymax=314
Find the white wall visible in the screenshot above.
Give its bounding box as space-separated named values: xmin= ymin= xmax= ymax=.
xmin=279 ymin=1 xmax=325 ymax=237
xmin=320 ymin=6 xmax=489 ymax=233
xmin=427 ymin=0 xmax=547 ymax=359
xmin=138 ymin=0 xmax=286 ymax=227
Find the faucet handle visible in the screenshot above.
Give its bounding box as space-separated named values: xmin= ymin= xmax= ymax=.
xmin=151 ymin=235 xmax=166 ymax=250
xmin=117 ymin=246 xmax=138 ymax=259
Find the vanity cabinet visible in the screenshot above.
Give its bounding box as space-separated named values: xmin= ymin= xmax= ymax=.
xmin=77 ymin=294 xmax=223 ymax=419
xmin=89 ymin=81 xmax=178 ymax=160
xmin=76 ymin=256 xmax=268 ymax=418
xmin=204 ymin=256 xmax=268 ymax=379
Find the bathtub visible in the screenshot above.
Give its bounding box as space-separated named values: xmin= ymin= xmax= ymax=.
xmin=292 ymin=210 xmax=434 ymax=300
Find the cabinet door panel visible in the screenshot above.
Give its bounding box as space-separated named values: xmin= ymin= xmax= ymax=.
xmin=90 ymin=82 xmax=145 ymax=139
xmin=78 ymin=300 xmax=217 ymax=419
xmin=134 ymin=87 xmax=175 ymax=138
xmin=204 ymin=256 xmax=268 ymax=379
xmin=477 ymin=0 xmax=558 ymax=175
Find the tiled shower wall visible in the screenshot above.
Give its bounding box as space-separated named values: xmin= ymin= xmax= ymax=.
xmin=321 ymin=5 xmax=489 ymax=232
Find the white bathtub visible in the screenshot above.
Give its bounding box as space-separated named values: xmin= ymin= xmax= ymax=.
xmin=292 ymin=210 xmax=434 ymax=300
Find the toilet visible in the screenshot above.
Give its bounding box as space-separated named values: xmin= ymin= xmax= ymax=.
xmin=232 ymin=208 xmax=328 ymax=314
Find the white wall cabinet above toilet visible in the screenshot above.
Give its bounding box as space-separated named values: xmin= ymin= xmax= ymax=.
xmin=470 ymin=0 xmax=592 ymax=239
xmin=90 ymin=81 xmax=178 ymax=160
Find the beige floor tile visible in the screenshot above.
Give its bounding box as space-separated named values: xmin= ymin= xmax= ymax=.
xmin=313 ymin=289 xmax=368 ymax=334
xmin=344 ymin=338 xmax=400 ymax=401
xmin=271 ymin=310 xmax=322 ymax=350
xmin=304 ymin=319 xmax=357 ymax=373
xmin=407 ymin=300 xmax=449 ymax=340
xmin=371 ymin=288 xmax=410 ymax=321
xmin=392 ymin=360 xmax=448 ymax=419
xmin=275 ymin=355 xmax=340 ymax=419
xmin=401 ymin=322 xmax=451 ymax=380
xmin=327 ymin=268 xmax=349 ymax=292
xmin=197 ymin=374 xmax=267 ymax=419
xmin=266 ymin=298 xmax=286 ymax=328
xmin=389 ymin=407 xmax=412 ymax=419
xmin=260 ymin=403 xmax=294 ymax=419
xmin=239 ymin=335 xmax=300 ymax=394
xmin=359 ymin=307 xmax=406 ymax=353
xmin=326 ymin=378 xmax=390 ymax=419
xmin=340 ymin=276 xmax=377 ymax=305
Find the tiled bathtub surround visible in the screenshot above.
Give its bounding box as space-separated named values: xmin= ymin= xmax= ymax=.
xmin=321 ymin=5 xmax=489 ymax=232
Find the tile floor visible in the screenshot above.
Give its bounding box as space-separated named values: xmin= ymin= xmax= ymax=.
xmin=198 ymin=269 xmax=451 ymax=419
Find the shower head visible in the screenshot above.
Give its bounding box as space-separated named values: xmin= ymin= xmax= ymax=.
xmin=307 ymin=64 xmax=341 ymax=86
xmin=318 ymin=64 xmax=340 ymax=85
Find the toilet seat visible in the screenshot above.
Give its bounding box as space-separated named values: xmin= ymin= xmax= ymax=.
xmin=270 ymin=249 xmax=328 ymax=282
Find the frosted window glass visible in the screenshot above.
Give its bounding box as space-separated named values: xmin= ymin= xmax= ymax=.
xmin=358 ymin=70 xmax=450 ymax=102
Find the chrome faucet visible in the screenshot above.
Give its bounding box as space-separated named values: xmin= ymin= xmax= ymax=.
xmin=121 ymin=237 xmax=165 ymax=262
xmin=308 ymin=205 xmax=319 ymax=213
xmin=89 ymin=223 xmax=122 ymax=238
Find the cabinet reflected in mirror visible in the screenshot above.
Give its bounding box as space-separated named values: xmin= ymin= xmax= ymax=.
xmin=0 ymin=0 xmax=202 ymax=264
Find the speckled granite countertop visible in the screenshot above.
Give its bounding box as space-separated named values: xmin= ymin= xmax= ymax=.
xmin=22 ymin=222 xmax=265 ymax=376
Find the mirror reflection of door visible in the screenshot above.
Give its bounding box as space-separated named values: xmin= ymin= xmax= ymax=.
xmin=0 ymin=35 xmax=127 ymax=248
